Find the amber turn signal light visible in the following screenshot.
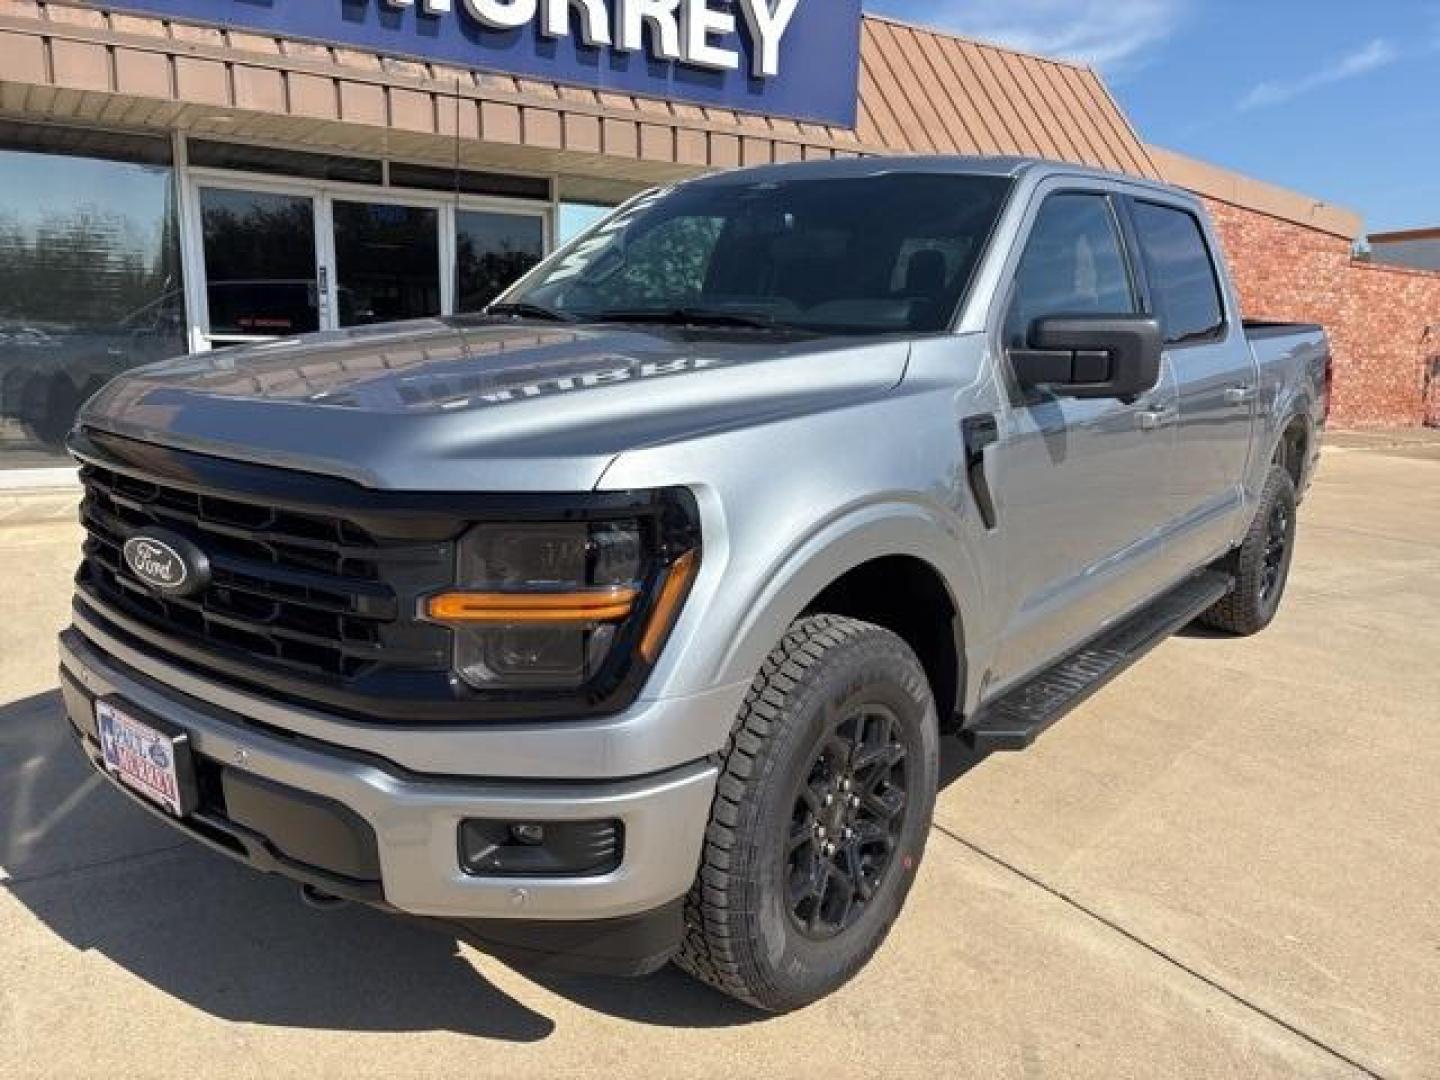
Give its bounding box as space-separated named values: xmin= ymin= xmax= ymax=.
xmin=427 ymin=588 xmax=640 ymax=624
xmin=640 ymin=550 xmax=700 ymax=662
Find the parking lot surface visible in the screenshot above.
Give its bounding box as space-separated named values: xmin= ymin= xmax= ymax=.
xmin=2 ymin=436 xmax=1437 ymax=1079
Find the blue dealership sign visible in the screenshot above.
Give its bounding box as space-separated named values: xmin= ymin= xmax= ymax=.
xmin=103 ymin=0 xmax=862 ymax=126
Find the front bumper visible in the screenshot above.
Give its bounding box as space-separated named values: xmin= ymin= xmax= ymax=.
xmin=59 ymin=626 xmax=719 ymax=936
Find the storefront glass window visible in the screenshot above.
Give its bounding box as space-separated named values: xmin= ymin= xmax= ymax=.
xmin=0 ymin=124 xmax=185 ymax=468
xmin=455 ymin=210 xmax=544 ymax=312
xmin=558 ymin=203 xmax=613 ymax=246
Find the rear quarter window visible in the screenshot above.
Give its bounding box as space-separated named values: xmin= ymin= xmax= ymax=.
xmin=1132 ymin=201 xmax=1225 ymax=345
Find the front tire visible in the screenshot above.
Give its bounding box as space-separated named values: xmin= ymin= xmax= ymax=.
xmin=1200 ymin=465 xmax=1298 ymax=636
xmin=675 ymin=615 xmax=939 ymax=1012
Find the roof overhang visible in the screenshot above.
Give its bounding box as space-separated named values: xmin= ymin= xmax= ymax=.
xmin=0 ymin=1 xmax=1158 ymax=201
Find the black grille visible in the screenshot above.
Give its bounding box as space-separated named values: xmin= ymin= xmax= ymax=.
xmin=78 ymin=462 xmax=451 ymax=683
xmin=68 ymin=427 xmax=696 ymax=724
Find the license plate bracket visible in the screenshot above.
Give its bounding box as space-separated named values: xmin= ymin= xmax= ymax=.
xmin=95 ymin=697 xmax=199 ymax=817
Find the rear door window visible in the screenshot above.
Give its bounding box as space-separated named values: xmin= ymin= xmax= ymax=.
xmin=1131 ymin=201 xmax=1225 ymax=345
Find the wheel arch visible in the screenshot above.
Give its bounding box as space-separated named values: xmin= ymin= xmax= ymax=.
xmin=802 ymin=556 xmax=965 ymax=732
xmin=709 ymin=503 xmax=978 ymax=729
xmin=1274 ymin=410 xmax=1311 ymax=490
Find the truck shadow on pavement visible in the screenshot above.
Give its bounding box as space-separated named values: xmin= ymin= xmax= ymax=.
xmin=0 ymin=690 xmax=762 ymax=1038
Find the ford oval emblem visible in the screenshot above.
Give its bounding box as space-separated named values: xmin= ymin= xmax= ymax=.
xmin=122 ymin=529 xmax=211 ymax=598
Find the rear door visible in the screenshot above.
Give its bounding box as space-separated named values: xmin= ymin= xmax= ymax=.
xmin=1125 ymin=198 xmax=1259 ymax=569
xmin=990 ymin=187 xmax=1181 ymax=688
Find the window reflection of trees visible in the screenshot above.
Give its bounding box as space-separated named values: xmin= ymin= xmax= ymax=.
xmin=0 ymin=206 xmax=175 ymax=332
xmin=201 ymin=199 xmax=317 ymax=283
xmin=455 ymin=211 xmax=544 ymax=313
xmin=0 ymin=155 xmax=185 ymax=461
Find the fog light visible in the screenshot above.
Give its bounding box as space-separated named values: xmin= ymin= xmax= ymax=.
xmin=458 ymin=818 xmax=623 ymax=878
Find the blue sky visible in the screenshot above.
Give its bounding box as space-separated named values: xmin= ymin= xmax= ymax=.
xmin=865 ymin=0 xmax=1440 ymax=236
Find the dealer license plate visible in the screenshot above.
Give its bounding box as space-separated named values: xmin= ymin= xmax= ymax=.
xmin=95 ymin=699 xmax=197 ymax=817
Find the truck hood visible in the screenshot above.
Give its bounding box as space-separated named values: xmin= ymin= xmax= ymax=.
xmin=80 ymin=318 xmax=911 ymax=491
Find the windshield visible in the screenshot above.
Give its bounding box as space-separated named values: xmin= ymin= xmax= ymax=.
xmin=501 ymin=173 xmax=1013 ymax=335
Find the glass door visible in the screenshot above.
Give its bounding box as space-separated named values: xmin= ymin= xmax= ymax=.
xmin=196 ymin=184 xmax=324 ymax=345
xmin=331 ymin=199 xmax=441 ymax=326
xmin=188 ymin=170 xmax=551 ymax=347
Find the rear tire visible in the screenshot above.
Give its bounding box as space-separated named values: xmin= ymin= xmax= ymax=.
xmin=675 ymin=615 xmax=939 ymax=1013
xmin=1199 ymin=466 xmax=1298 ymax=636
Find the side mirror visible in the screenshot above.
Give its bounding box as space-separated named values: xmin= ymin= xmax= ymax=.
xmin=1010 ymin=315 xmax=1163 ymax=400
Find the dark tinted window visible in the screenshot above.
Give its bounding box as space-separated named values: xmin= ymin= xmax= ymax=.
xmin=1004 ymin=193 xmax=1135 ymax=347
xmin=188 ymin=140 xmax=383 ymax=185
xmin=332 ymin=201 xmax=441 ymax=326
xmin=0 ymin=119 xmax=171 ymax=165
xmin=200 ymin=188 xmax=319 ymax=336
xmin=388 ymin=162 xmax=550 ymax=201
xmin=1132 ymin=201 xmax=1224 ymax=345
xmin=510 ymin=174 xmax=1013 ymax=335
xmin=455 ymin=210 xmax=545 ymax=311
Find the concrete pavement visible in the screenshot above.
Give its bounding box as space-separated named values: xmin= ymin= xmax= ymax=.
xmin=2 ymin=438 xmax=1437 ymax=1079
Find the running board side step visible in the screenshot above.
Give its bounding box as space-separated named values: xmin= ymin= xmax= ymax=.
xmin=963 ymin=571 xmax=1235 ymax=752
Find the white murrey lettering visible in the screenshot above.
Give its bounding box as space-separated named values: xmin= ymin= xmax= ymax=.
xmin=464 ymin=0 xmax=538 ymax=30
xmin=682 ymin=0 xmax=738 ymax=71
xmin=383 ymin=0 xmax=798 ymax=76
xmin=542 ymin=0 xmax=613 ymax=47
xmin=616 ymin=0 xmax=682 ymax=62
xmin=386 ymin=0 xmax=455 ymax=12
xmin=739 ymin=0 xmax=800 ymax=78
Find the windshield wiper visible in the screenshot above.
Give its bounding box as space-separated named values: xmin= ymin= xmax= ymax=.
xmin=485 ymin=301 xmax=577 ymax=323
xmin=591 ymin=307 xmax=781 ymax=330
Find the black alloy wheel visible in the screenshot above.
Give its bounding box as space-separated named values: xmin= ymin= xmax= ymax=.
xmin=1260 ymin=497 xmax=1291 ymax=603
xmin=786 ymin=704 xmax=908 ymax=940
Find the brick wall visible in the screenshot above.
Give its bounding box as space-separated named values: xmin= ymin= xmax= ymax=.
xmin=1201 ymin=197 xmax=1440 ymax=427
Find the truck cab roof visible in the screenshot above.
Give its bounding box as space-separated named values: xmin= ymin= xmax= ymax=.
xmin=683 ymin=154 xmax=1201 ymax=212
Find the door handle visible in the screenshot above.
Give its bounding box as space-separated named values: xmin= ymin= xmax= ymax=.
xmin=1224 ymin=385 xmax=1258 ymax=407
xmin=1137 ymin=406 xmax=1178 ymax=431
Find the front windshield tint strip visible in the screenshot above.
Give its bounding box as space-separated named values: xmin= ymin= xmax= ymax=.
xmin=506 ymin=174 xmax=1015 ymax=336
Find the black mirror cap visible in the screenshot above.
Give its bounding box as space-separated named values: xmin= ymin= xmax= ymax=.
xmin=1014 ymin=314 xmax=1164 ymax=400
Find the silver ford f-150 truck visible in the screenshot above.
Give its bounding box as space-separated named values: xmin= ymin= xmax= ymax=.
xmin=60 ymin=157 xmax=1329 ymax=1012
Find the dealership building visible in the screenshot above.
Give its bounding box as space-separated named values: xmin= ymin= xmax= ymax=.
xmin=1 ymin=0 xmax=1437 ymax=482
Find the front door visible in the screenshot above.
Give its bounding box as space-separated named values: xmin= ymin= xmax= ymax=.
xmin=190 ymin=177 xmax=547 ymax=348
xmin=196 ymin=183 xmax=325 ymax=346
xmin=991 ymin=189 xmax=1181 ymax=689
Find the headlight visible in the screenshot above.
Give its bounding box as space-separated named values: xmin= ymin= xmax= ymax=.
xmin=424 ymin=498 xmax=700 ymax=694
